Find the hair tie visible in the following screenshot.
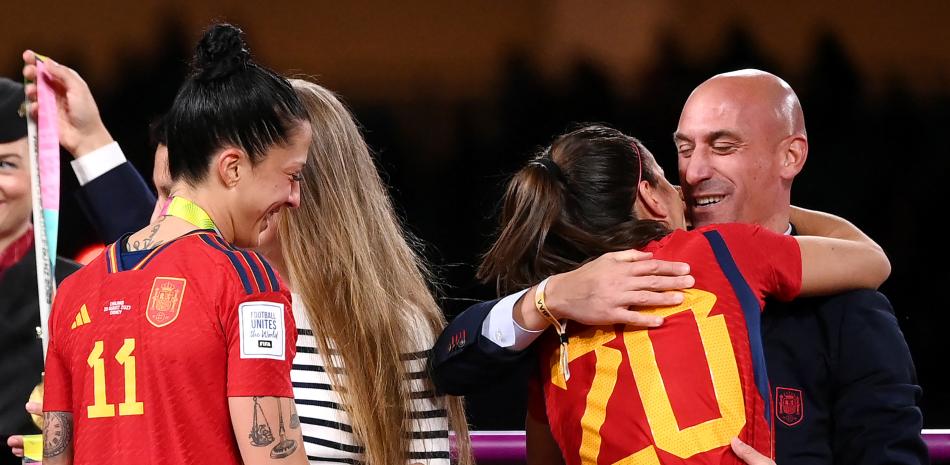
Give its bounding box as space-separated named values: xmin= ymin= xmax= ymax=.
xmin=530 ymin=157 xmax=565 ymax=183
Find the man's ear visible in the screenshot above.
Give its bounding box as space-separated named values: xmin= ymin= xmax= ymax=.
xmin=635 ymin=180 xmax=669 ymax=221
xmin=780 ymin=135 xmax=807 ymax=179
xmin=215 ymin=148 xmax=246 ymax=188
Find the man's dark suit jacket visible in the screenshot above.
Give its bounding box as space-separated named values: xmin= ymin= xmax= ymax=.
xmin=431 ymin=291 xmax=928 ymax=465
xmin=75 ymin=161 xmax=156 ymax=244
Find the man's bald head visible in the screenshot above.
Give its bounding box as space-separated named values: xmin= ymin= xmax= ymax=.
xmin=703 ymin=69 xmax=806 ymax=137
xmin=674 ymin=69 xmax=809 ymax=233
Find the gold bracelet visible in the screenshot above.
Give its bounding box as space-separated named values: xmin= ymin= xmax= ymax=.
xmin=535 ymin=277 xmax=570 ymax=381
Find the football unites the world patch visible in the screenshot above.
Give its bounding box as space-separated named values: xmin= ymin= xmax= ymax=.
xmin=238 ymin=301 xmax=286 ymax=360
xmin=146 ymin=277 xmax=186 ymax=328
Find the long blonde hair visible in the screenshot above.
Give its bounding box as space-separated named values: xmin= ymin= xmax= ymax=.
xmin=279 ymin=79 xmax=472 ymax=465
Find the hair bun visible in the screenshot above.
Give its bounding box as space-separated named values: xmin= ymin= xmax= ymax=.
xmin=193 ymin=23 xmax=251 ymax=82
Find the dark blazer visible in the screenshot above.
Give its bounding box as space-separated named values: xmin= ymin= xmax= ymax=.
xmin=430 ymin=298 xmax=525 ymax=395
xmin=431 ymin=292 xmax=927 ymax=465
xmin=763 ymin=290 xmax=927 ymax=465
xmin=0 ymin=251 xmax=80 ymax=465
xmin=75 ymin=161 xmax=156 ymax=244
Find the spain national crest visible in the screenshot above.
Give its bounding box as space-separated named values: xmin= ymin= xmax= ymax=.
xmin=146 ymin=277 xmax=186 ymax=328
xmin=776 ymin=386 xmax=804 ymax=426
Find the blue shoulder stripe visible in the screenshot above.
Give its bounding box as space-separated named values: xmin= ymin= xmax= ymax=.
xmin=198 ymin=234 xmax=254 ymax=295
xmin=254 ymin=251 xmax=281 ymax=292
xmin=236 ymin=248 xmax=267 ymax=293
xmin=702 ymin=230 xmax=772 ymax=426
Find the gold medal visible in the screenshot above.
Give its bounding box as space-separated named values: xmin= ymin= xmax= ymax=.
xmin=29 ymin=380 xmax=43 ymax=429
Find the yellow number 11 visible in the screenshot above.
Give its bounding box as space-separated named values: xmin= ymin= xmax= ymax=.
xmin=86 ymin=339 xmax=145 ymax=418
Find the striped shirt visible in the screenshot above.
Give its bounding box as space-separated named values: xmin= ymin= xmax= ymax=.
xmin=291 ymin=297 xmax=451 ymax=465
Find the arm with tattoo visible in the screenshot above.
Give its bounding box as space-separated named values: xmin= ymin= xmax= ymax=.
xmin=43 ymin=411 xmax=73 ymax=465
xmin=229 ymin=397 xmax=307 ymax=464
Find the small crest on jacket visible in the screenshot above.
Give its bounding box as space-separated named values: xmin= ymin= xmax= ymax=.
xmin=776 ymin=386 xmax=804 ymax=426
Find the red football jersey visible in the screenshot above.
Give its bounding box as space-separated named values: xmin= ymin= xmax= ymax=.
xmin=531 ymin=224 xmax=801 ymax=465
xmin=44 ymin=231 xmax=297 ymax=465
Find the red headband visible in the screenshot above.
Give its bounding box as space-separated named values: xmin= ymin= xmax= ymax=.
xmin=630 ymin=140 xmax=643 ymax=188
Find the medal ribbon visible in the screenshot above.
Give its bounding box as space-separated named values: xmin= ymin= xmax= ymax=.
xmin=162 ymin=196 xmax=218 ymax=232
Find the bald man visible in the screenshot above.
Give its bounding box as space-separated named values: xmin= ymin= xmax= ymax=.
xmin=673 ymin=70 xmax=924 ymax=464
xmin=431 ymin=70 xmax=925 ymax=465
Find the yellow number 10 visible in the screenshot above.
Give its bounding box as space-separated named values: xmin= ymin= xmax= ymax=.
xmin=550 ymin=289 xmax=744 ymax=465
xmin=86 ymin=339 xmax=145 ymax=418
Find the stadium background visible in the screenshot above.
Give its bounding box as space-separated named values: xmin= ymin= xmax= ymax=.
xmin=3 ymin=0 xmax=948 ymax=430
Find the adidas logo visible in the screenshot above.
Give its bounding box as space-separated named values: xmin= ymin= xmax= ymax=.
xmin=70 ymin=305 xmax=91 ymax=329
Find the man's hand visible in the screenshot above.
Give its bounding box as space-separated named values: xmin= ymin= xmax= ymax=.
xmin=730 ymin=438 xmax=776 ymax=465
xmin=22 ymin=50 xmax=114 ymax=157
xmin=515 ymin=249 xmax=694 ymax=330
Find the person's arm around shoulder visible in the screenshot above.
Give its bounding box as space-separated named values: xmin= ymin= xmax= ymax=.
xmin=430 ymin=250 xmax=693 ymax=394
xmin=512 ymin=249 xmax=692 ymax=331
xmin=792 ymin=206 xmax=891 ymax=295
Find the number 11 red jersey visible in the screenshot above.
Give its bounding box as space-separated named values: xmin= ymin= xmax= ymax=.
xmin=43 ymin=231 xmax=297 ymax=465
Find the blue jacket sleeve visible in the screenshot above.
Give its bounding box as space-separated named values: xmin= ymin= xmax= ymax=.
xmin=829 ymin=290 xmax=927 ymax=465
xmin=74 ymin=162 xmax=156 ymax=244
xmin=430 ymin=298 xmax=534 ymax=395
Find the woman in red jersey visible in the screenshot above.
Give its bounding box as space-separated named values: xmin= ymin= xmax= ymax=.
xmin=34 ymin=24 xmax=311 ymax=465
xmin=477 ymin=125 xmax=890 ymax=465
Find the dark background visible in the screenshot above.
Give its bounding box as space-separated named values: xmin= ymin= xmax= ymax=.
xmin=3 ymin=1 xmax=947 ymax=429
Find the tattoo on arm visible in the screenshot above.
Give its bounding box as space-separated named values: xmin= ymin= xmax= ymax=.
xmin=43 ymin=412 xmax=72 ymax=458
xmin=289 ymin=401 xmax=300 ymax=429
xmin=270 ymin=398 xmax=298 ymax=459
xmin=249 ymin=396 xmax=275 ymax=447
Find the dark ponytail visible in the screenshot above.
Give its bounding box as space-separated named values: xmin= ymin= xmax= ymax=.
xmin=165 ymin=23 xmax=307 ymax=183
xmin=478 ymin=124 xmax=672 ymax=294
xmin=477 ymin=156 xmax=568 ymax=294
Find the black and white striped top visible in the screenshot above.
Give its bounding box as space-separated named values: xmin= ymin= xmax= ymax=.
xmin=291 ymin=298 xmax=451 ymax=465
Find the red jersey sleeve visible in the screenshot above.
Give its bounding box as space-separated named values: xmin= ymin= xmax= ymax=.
xmin=715 ymin=223 xmax=802 ymax=303
xmin=43 ymin=297 xmax=72 ymax=413
xmin=223 ymin=289 xmax=297 ymax=397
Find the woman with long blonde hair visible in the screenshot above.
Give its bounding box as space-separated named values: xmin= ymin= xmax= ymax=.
xmin=263 ymin=79 xmax=472 ymax=465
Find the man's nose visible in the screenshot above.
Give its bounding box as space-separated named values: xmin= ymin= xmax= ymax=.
xmin=681 ymin=149 xmax=713 ymax=187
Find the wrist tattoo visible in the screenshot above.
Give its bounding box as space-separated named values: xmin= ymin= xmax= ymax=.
xmin=43 ymin=411 xmax=72 ymax=458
